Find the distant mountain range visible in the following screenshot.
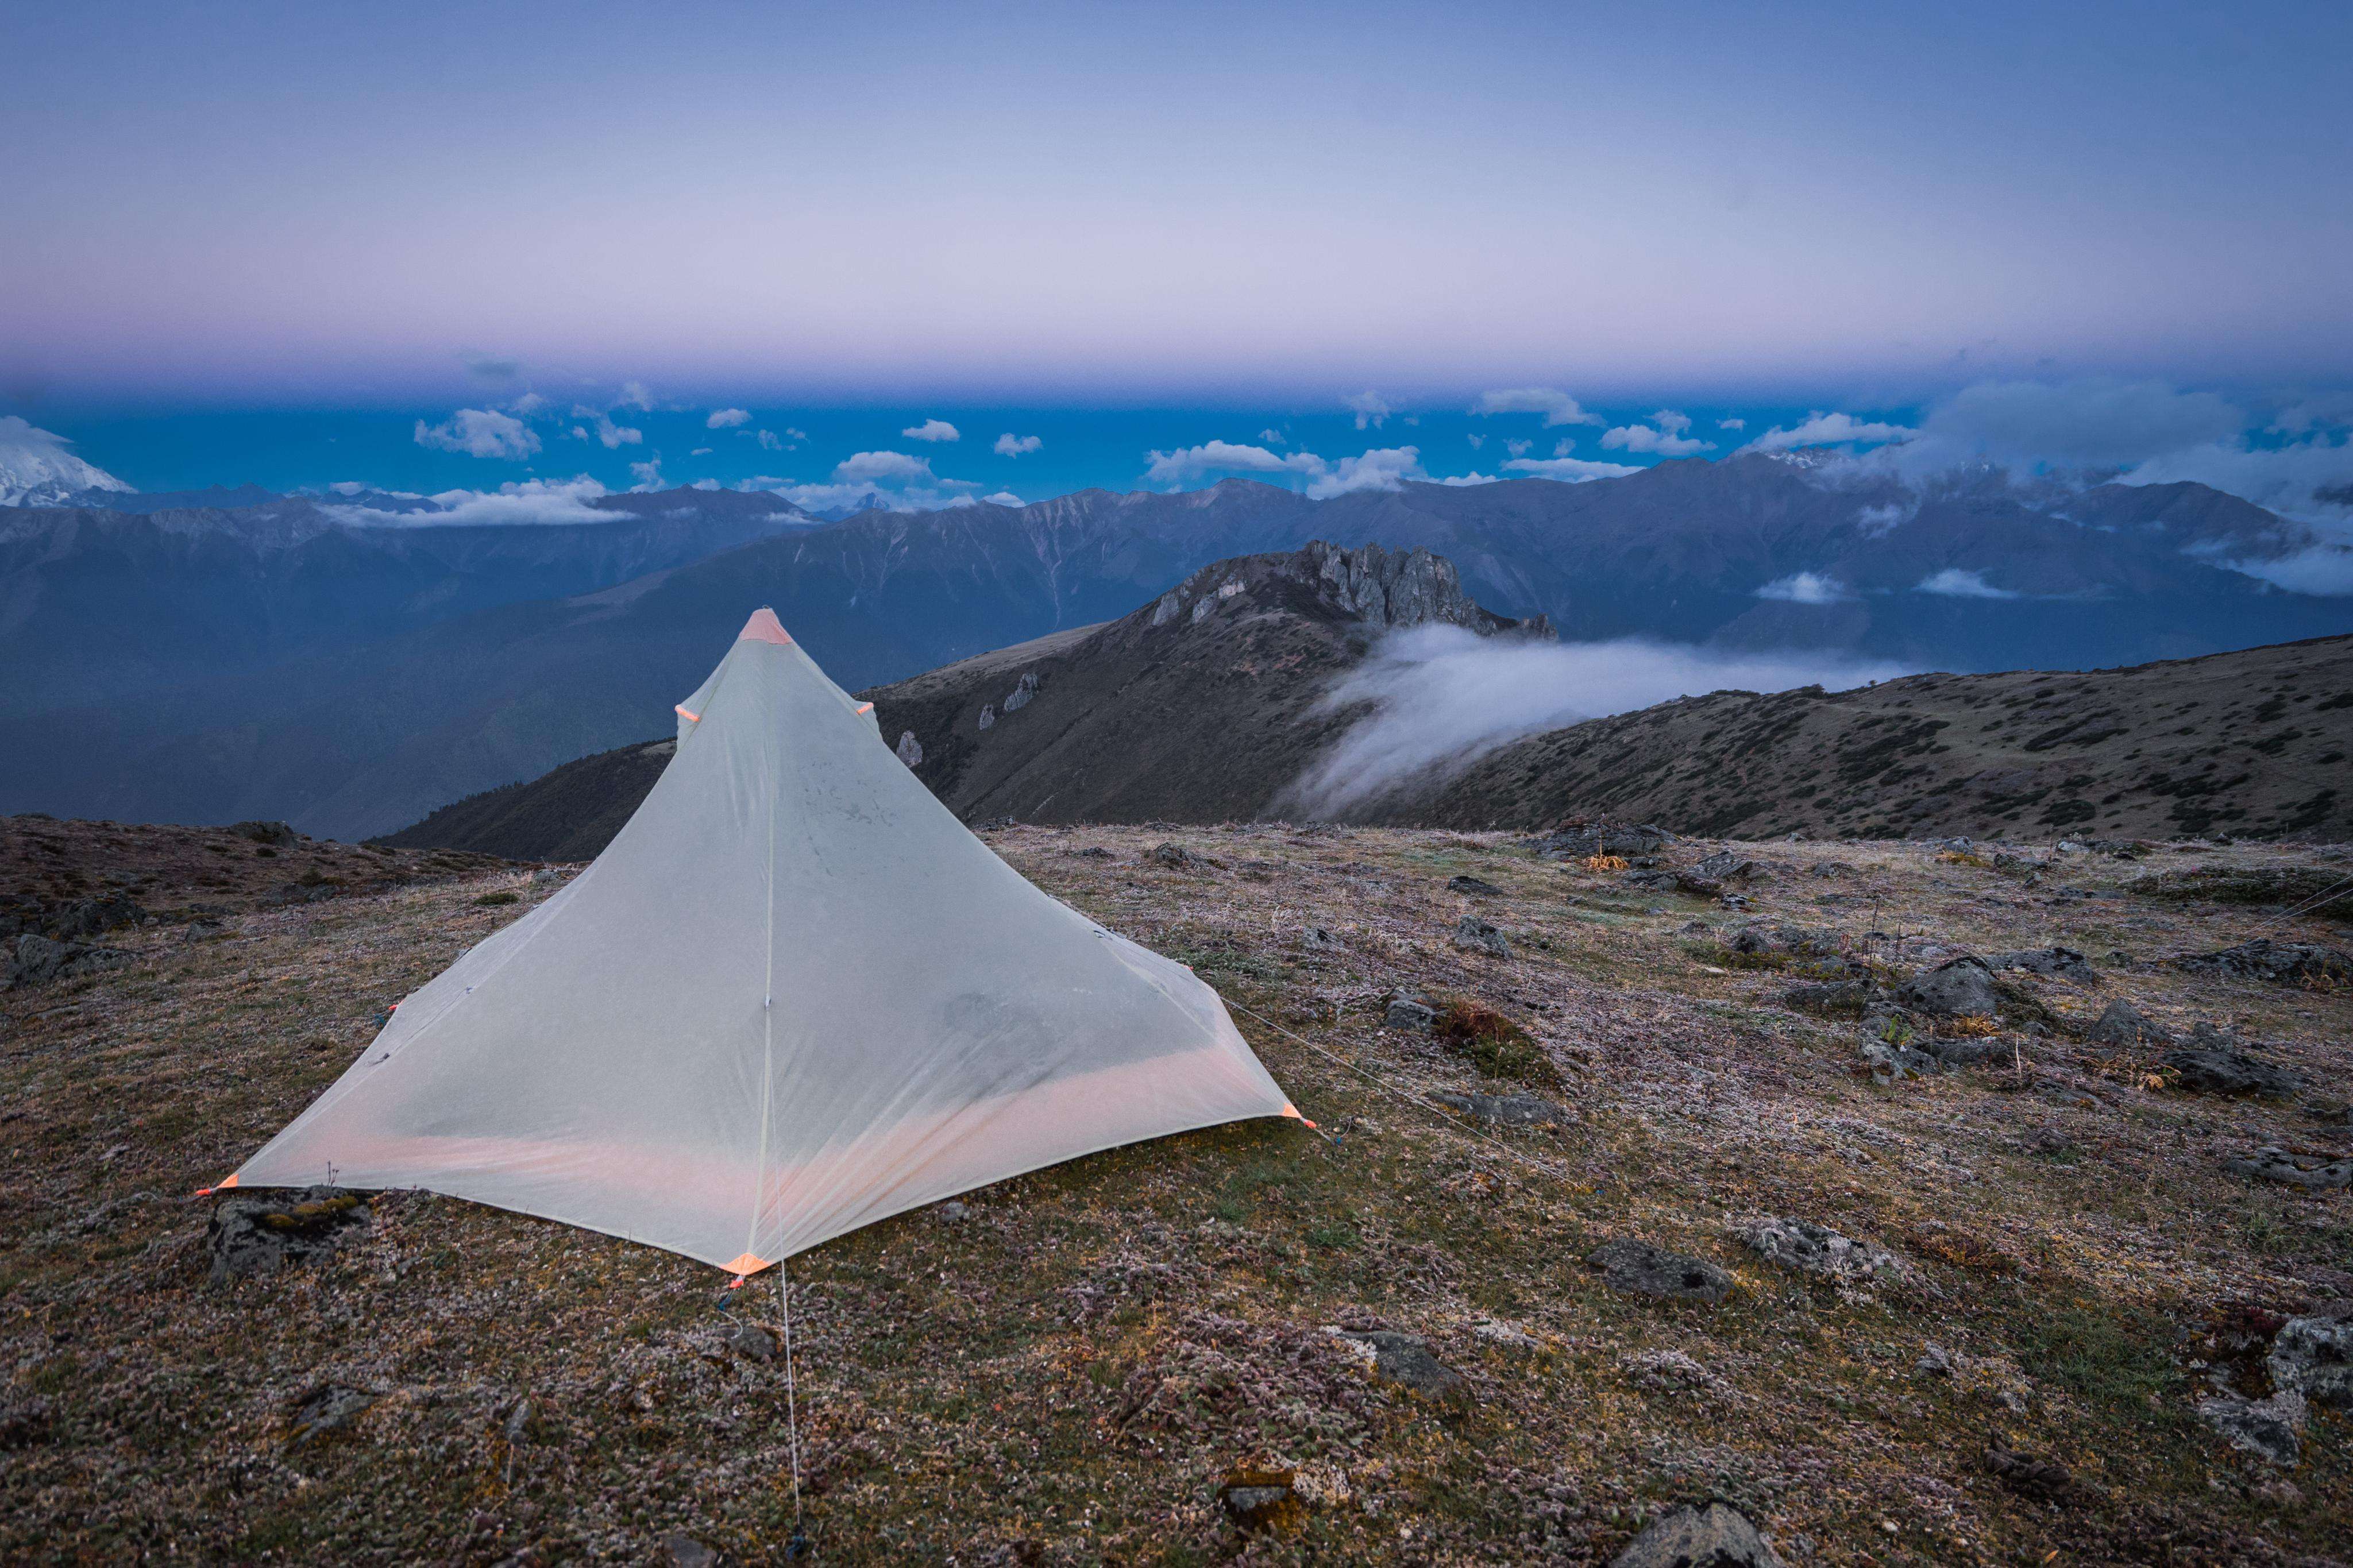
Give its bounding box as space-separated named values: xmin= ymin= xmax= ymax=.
xmin=381 ymin=543 xmax=2353 ymax=855
xmin=2 ymin=456 xmax=2347 ymax=839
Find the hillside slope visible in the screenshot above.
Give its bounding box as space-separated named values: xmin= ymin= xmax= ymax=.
xmin=379 ymin=541 xmax=1546 ymax=856
xmin=6 ymin=818 xmax=2351 ymax=1560
xmin=1386 ymin=633 xmax=2353 ymax=841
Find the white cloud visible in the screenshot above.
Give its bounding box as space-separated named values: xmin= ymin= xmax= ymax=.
xmin=617 ymin=380 xmax=655 ymax=412
xmin=414 ymin=408 xmax=541 ymax=461
xmin=568 ymin=407 xmax=643 ymax=449
xmin=1718 ymin=416 xmax=1746 ymax=431
xmin=707 ymin=408 xmax=751 ymax=428
xmin=1345 ymin=390 xmax=1392 ymax=429
xmin=983 ymin=491 xmax=1024 ymax=506
xmin=628 ymin=459 xmax=664 ymax=491
xmin=754 ymin=429 xmax=788 ymax=450
xmin=1143 ymin=441 xmax=1324 ymax=484
xmin=835 ymin=449 xmax=935 ymax=483
xmin=1438 ymin=471 xmax=1502 ymax=486
xmin=1756 ymin=571 xmax=1852 ymax=604
xmin=1472 ymin=387 xmax=1603 ymax=427
xmin=2120 ymin=433 xmax=2353 ymax=526
xmin=323 ymin=476 xmax=611 ymax=527
xmin=509 ymin=392 xmax=548 ymax=416
xmin=1912 ymin=379 xmax=2240 ymax=470
xmin=1503 ymin=455 xmax=1642 ymax=482
xmin=1741 ymin=411 xmax=1916 ymax=454
xmin=1915 ymin=567 xmax=2019 ymax=599
xmin=993 ymin=432 xmax=1043 ymax=457
xmin=1305 ymin=446 xmax=1424 ymax=499
xmin=1507 ymin=439 xmax=1532 ymax=457
xmin=902 ymin=418 xmax=960 ymax=442
xmin=2228 ymin=543 xmax=2353 ymax=596
xmin=690 ymin=446 xmax=712 ymax=456
xmin=1280 ymin=625 xmax=1905 ymax=818
xmin=1602 ymin=408 xmax=1715 ymax=458
xmin=1259 ymin=428 xmax=1285 ymax=444
xmin=1465 ymin=433 xmax=1484 ymax=450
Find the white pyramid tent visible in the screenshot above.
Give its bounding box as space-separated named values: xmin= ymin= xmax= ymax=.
xmin=225 ymin=609 xmax=1301 ymax=1273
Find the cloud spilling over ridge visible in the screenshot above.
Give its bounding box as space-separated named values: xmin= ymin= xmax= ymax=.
xmin=0 ymin=416 xmax=134 ymax=503
xmin=1282 ymin=625 xmax=1905 ymax=819
xmin=1603 ymin=409 xmax=1714 ymax=457
xmin=1756 ymin=570 xmax=1850 ymax=604
xmin=1741 ymin=411 xmax=1915 ymax=454
xmin=1504 ymin=454 xmax=1640 ymax=481
xmin=414 ymin=408 xmax=539 ymax=461
xmin=323 ymin=476 xmax=613 ymax=526
xmin=1305 ymin=446 xmax=1425 ymax=498
xmin=1144 ymin=441 xmax=1322 ymax=484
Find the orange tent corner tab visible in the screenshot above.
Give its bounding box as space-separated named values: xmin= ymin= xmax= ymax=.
xmin=722 ymin=1252 xmax=771 ymax=1277
xmin=196 ymin=1173 xmax=241 ymax=1196
xmin=674 ymin=705 xmax=701 ymax=723
xmin=1280 ymin=1103 xmax=1319 ymax=1130
xmin=855 ymin=701 xmax=874 ymax=715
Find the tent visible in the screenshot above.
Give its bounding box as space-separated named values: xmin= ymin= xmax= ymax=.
xmin=220 ymin=609 xmax=1302 ymax=1274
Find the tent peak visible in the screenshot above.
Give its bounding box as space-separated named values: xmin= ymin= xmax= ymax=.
xmin=739 ymin=608 xmax=792 ymax=646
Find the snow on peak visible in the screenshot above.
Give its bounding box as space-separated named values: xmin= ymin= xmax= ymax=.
xmin=0 ymin=416 xmax=135 ymax=505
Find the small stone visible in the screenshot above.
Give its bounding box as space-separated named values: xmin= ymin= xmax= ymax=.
xmin=1446 ymin=874 xmax=1503 ymax=896
xmin=503 ymin=1399 xmax=534 ymax=1442
xmin=1471 ymin=1318 xmax=1539 ymax=1350
xmin=935 ymin=1199 xmax=971 ymax=1223
xmin=1586 ymin=1238 xmax=1733 ymax=1304
xmin=1147 ymin=842 xmax=1199 ymax=869
xmin=1384 ymin=995 xmax=1437 ymax=1030
xmin=894 ymin=731 xmax=923 ymax=768
xmin=2225 ymin=1146 xmax=2353 ymax=1189
xmin=1984 ymin=1445 xmax=2075 ymax=1503
xmin=2269 ymin=1316 xmax=2353 ymax=1407
xmin=1218 ymin=1467 xmax=1303 ymax=1532
xmin=1429 ymin=1091 xmax=1571 ymax=1127
xmin=1694 ymin=849 xmax=1761 ymax=882
xmin=1622 ymin=1349 xmax=1718 ymax=1393
xmin=1984 ymin=946 xmax=2096 ymax=983
xmin=1331 ymin=1329 xmax=1471 ymax=1401
xmin=1609 ymin=1502 xmax=1788 ymax=1567
xmin=724 ymin=1324 xmax=777 ymax=1362
xmin=2197 ymin=1389 xmax=2305 ymax=1465
xmin=1295 ymin=925 xmax=1344 ymax=953
xmin=660 ymin=1532 xmax=721 ymax=1568
xmin=287 ymin=1385 xmax=375 ymax=1447
xmin=1454 ymin=916 xmax=1511 ymax=959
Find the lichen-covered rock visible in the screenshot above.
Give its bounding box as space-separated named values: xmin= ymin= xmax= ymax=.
xmin=2225 ymin=1147 xmax=2353 ymax=1189
xmin=2164 ymin=1027 xmax=2306 ymax=1096
xmin=1329 ymin=1329 xmax=1471 ymax=1401
xmin=1429 ymin=1091 xmax=1571 ymax=1127
xmin=5 ymin=933 xmax=133 ymax=990
xmin=1384 ymin=994 xmax=1437 ymax=1029
xmin=2269 ymin=1316 xmax=2353 ymax=1408
xmin=2087 ymin=998 xmax=2171 ymax=1046
xmin=2197 ymin=1389 xmax=2305 ymax=1465
xmin=894 ymin=729 xmax=923 ymax=767
xmin=2173 ymin=939 xmax=2353 ymax=987
xmin=1733 ymin=1215 xmax=1903 ymax=1291
xmin=1526 ymin=822 xmax=1671 ymax=859
xmin=1985 ymin=946 xmax=2096 ymax=983
xmin=1446 ymin=874 xmax=1503 ymax=897
xmin=207 ymin=1186 xmax=371 ymax=1283
xmin=1610 ymin=1503 xmax=1788 ymax=1567
xmin=1454 ymin=916 xmax=1511 ymax=959
xmin=1896 ymin=955 xmax=2000 ymax=1017
xmin=1586 ymin=1238 xmax=1732 ymax=1304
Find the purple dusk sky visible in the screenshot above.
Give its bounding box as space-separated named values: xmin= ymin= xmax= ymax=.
xmin=5 ymin=1 xmax=2350 ymax=407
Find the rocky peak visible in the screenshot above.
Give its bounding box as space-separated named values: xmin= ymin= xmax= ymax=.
xmin=1145 ymin=540 xmax=1551 ymax=640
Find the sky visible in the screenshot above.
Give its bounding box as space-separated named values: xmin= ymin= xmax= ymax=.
xmin=3 ymin=1 xmax=2351 ymax=516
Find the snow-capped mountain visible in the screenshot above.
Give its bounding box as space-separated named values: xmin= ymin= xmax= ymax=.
xmin=0 ymin=416 xmax=134 ymax=506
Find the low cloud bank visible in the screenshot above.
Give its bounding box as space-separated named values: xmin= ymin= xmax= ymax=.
xmin=1281 ymin=625 xmax=1905 ymax=819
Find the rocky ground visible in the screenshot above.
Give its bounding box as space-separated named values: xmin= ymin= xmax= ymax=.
xmin=2 ymin=819 xmax=2350 ymax=1565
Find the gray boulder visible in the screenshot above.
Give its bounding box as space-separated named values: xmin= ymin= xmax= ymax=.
xmin=287 ymin=1384 xmax=376 ymax=1447
xmin=1694 ymin=850 xmax=1762 ymax=882
xmin=1333 ymin=1330 xmax=1471 ymax=1401
xmin=1897 ymin=955 xmax=2001 ymax=1017
xmin=5 ymin=933 xmax=133 ymax=990
xmin=1985 ymin=947 xmax=2097 ymax=983
xmin=1586 ymin=1238 xmax=1733 ymax=1304
xmin=2225 ymin=1147 xmax=2353 ymax=1189
xmin=2164 ymin=1026 xmax=2306 ymax=1096
xmin=231 ymin=820 xmax=298 ymax=847
xmin=2197 ymin=1390 xmax=2305 ymax=1466
xmin=207 ymin=1186 xmax=371 ymax=1283
xmin=1384 ymin=995 xmax=1437 ymax=1030
xmin=2174 ymin=939 xmax=2353 ymax=987
xmin=1526 ymin=822 xmax=1671 ymax=859
xmin=1446 ymin=874 xmax=1503 ymax=897
xmin=1610 ymin=1503 xmax=1788 ymax=1568
xmin=1733 ymin=1216 xmax=1901 ymax=1291
xmin=2269 ymin=1316 xmax=2353 ymax=1408
xmin=1454 ymin=916 xmax=1512 ymax=959
xmin=2086 ymin=998 xmax=2170 ymax=1047
xmin=894 ymin=730 xmax=923 ymax=767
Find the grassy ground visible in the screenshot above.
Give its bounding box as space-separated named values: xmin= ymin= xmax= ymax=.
xmin=1 ymin=824 xmax=2348 ymax=1564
